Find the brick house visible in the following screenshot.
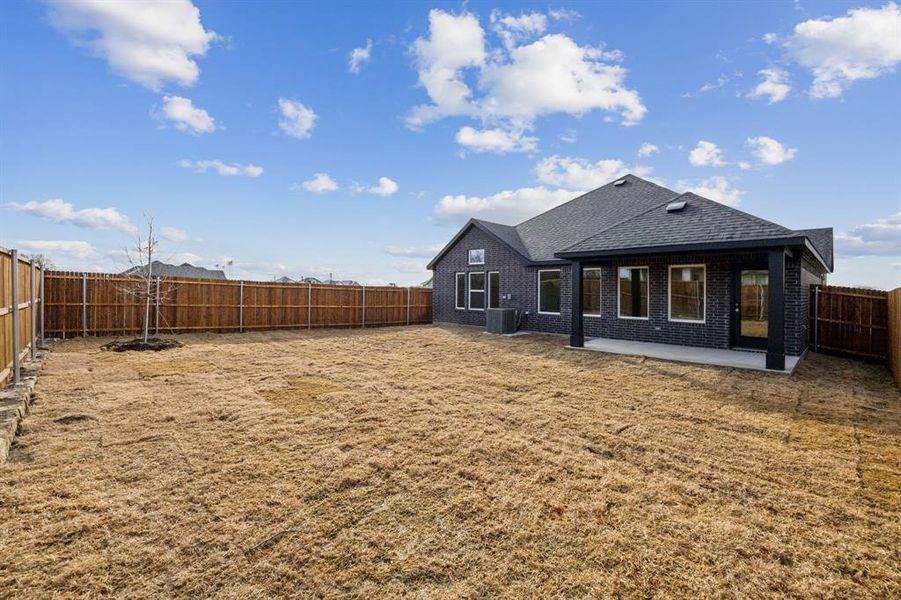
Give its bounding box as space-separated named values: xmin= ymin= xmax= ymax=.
xmin=427 ymin=175 xmax=833 ymax=371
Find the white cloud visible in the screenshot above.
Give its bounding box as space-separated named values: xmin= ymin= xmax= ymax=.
xmin=407 ymin=10 xmax=486 ymax=129
xmin=46 ymin=0 xmax=217 ymax=91
xmin=490 ymin=10 xmax=548 ymax=50
xmin=434 ymin=186 xmax=580 ymax=225
xmin=785 ymin=2 xmax=901 ymax=98
xmin=15 ymin=240 xmax=96 ymax=260
xmin=688 ymin=140 xmax=726 ymax=167
xmin=383 ymin=244 xmax=443 ymax=257
xmin=548 ymin=8 xmax=581 ymax=22
xmin=393 ymin=261 xmax=429 ymax=274
xmin=349 ymin=39 xmax=372 ymax=74
xmin=455 ymin=125 xmax=537 ymax=153
xmin=835 ymin=212 xmax=901 ymax=256
xmin=299 ymin=173 xmax=339 ymax=193
xmin=407 ymin=9 xmax=645 ymax=151
xmin=368 ymin=177 xmax=399 ymax=196
xmin=178 ymin=159 xmax=262 ymax=177
xmin=748 ymin=68 xmax=791 ymax=103
xmin=637 ymin=143 xmax=659 ymax=157
xmin=277 ymin=98 xmax=317 ymax=139
xmin=677 ymin=176 xmax=745 ymax=207
xmin=535 ymin=156 xmax=651 ymax=190
xmin=154 ymin=95 xmax=215 ymax=134
xmin=746 ymin=136 xmax=797 ymax=165
xmin=7 ymin=199 xmax=137 ymax=235
xmin=559 ymin=129 xmax=577 ymax=143
xmin=160 ymin=227 xmax=190 ymax=242
xmin=762 ymin=32 xmax=779 ymax=44
xmin=738 ymin=161 xmax=753 ymax=170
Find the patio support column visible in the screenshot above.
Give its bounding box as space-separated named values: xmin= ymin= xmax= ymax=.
xmin=570 ymin=260 xmax=584 ymax=347
xmin=766 ymin=249 xmax=785 ymax=370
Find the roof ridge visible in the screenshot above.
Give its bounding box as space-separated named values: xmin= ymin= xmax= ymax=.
xmin=514 ymin=174 xmax=677 ymax=229
xmin=560 ymin=192 xmax=688 ymax=252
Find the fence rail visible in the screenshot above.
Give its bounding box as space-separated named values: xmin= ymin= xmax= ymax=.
xmin=43 ymin=271 xmax=432 ymax=339
xmin=1 ymin=248 xmax=45 ymax=387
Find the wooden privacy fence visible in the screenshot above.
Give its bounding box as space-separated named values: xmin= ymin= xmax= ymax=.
xmin=1 ymin=248 xmax=45 ymax=387
xmin=888 ymin=288 xmax=901 ymax=389
xmin=43 ymin=271 xmax=432 ymax=338
xmin=809 ymin=285 xmax=891 ymax=362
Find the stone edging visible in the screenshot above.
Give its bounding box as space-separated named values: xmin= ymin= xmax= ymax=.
xmin=0 ymin=350 xmax=47 ymax=464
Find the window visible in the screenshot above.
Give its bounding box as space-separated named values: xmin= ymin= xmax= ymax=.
xmin=583 ymin=268 xmax=602 ymax=316
xmin=488 ymin=271 xmax=500 ymax=309
xmin=455 ymin=273 xmax=466 ymax=310
xmin=468 ymin=249 xmax=485 ymax=265
xmin=618 ymin=266 xmax=649 ymax=319
xmin=669 ymin=265 xmax=705 ymax=322
xmin=538 ymin=269 xmax=561 ymax=314
xmin=468 ymin=272 xmax=485 ymax=310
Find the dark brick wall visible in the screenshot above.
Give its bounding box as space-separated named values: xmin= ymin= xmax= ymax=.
xmin=433 ymin=235 xmax=810 ymax=356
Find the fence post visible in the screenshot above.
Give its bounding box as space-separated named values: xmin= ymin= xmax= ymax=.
xmin=813 ymin=285 xmax=819 ymax=352
xmin=239 ymin=280 xmax=244 ymax=333
xmin=10 ymin=250 xmax=20 ymax=384
xmin=361 ymin=285 xmax=366 ymax=328
xmin=81 ymin=272 xmax=88 ymax=337
xmin=407 ymin=287 xmax=411 ymax=325
xmin=307 ymin=282 xmax=312 ymax=329
xmin=39 ymin=266 xmax=45 ymax=345
xmin=154 ymin=276 xmax=161 ymax=335
xmin=30 ymin=260 xmax=36 ymax=360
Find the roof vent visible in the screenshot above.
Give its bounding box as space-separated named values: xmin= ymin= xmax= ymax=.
xmin=613 ymin=179 xmax=626 ymax=187
xmin=666 ymin=200 xmax=687 ymax=213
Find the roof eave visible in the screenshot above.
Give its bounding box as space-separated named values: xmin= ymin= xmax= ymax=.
xmin=554 ymin=236 xmax=814 ymax=260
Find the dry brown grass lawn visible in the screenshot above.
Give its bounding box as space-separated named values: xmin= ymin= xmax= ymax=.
xmin=1 ymin=325 xmax=899 ymax=598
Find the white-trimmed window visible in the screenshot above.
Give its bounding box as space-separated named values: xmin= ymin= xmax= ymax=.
xmin=468 ymin=272 xmax=485 ymax=310
xmin=583 ymin=268 xmax=602 ymax=317
xmin=455 ymin=272 xmax=466 ymax=310
xmin=468 ymin=249 xmax=485 ymax=265
xmin=618 ymin=266 xmax=649 ymax=319
xmin=538 ymin=269 xmax=561 ymax=314
xmin=669 ymin=264 xmax=705 ymax=323
xmin=488 ymin=271 xmax=500 ymax=309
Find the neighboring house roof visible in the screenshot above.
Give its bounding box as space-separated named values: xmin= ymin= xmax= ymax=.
xmin=275 ymin=276 xmax=294 ymax=283
xmin=428 ymin=175 xmax=833 ymax=272
xmin=122 ymin=261 xmax=227 ymax=280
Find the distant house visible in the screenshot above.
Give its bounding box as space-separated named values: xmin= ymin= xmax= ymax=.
xmin=275 ymin=276 xmax=294 ymax=283
xmin=300 ymin=277 xmax=322 ymax=284
xmin=122 ymin=261 xmax=227 ymax=280
xmin=332 ymin=279 xmax=360 ymax=286
xmin=420 ymin=276 xmax=433 ymax=288
xmin=428 ymin=174 xmax=833 ymax=371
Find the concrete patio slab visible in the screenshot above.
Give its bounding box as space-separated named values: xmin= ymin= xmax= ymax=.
xmin=571 ymin=337 xmax=801 ymax=374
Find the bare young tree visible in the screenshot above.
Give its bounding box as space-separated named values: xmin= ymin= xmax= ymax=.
xmin=25 ymin=253 xmax=55 ymax=270
xmin=121 ymin=217 xmax=163 ymax=343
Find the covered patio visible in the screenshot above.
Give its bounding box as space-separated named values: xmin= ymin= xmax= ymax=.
xmin=570 ymin=337 xmax=802 ymax=374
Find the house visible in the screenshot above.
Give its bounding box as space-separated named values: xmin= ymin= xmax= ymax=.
xmin=427 ymin=175 xmax=833 ymax=371
xmin=122 ymin=261 xmax=227 ymax=280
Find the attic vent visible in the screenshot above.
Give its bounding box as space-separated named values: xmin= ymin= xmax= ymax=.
xmin=613 ymin=179 xmax=626 ymax=187
xmin=666 ymin=200 xmax=687 ymax=213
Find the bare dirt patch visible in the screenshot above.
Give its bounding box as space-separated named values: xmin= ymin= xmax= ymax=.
xmin=0 ymin=325 xmax=898 ymax=598
xmin=259 ymin=376 xmax=345 ymax=415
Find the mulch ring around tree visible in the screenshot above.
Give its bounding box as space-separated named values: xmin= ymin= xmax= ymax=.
xmin=101 ymin=338 xmax=184 ymax=352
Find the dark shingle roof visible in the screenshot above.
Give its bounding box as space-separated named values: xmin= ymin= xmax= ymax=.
xmin=429 ymin=175 xmax=833 ymax=272
xmin=515 ymin=174 xmax=678 ymax=261
xmin=473 ymin=219 xmax=530 ymax=258
xmin=561 ymin=193 xmax=797 ymax=253
xmin=793 ymin=227 xmax=834 ymax=270
xmin=123 ymin=261 xmax=227 ymax=280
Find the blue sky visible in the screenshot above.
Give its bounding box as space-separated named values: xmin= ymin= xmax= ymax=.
xmin=1 ymin=0 xmax=899 ymax=288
